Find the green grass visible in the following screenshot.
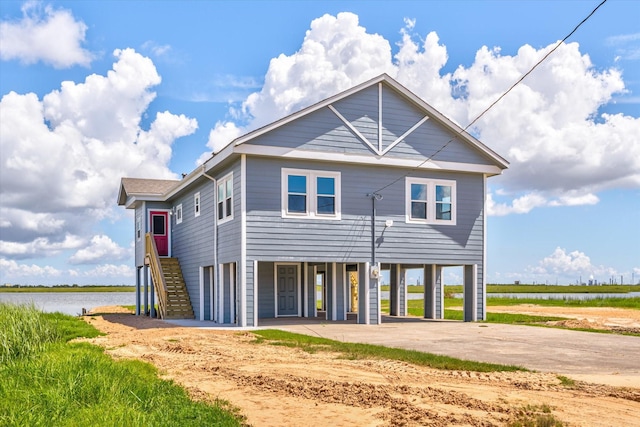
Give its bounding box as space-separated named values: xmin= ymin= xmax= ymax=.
xmin=0 ymin=303 xmax=242 ymax=426
xmin=381 ymin=284 xmax=639 ymax=294
xmin=253 ymin=329 xmax=526 ymax=372
xmin=0 ymin=285 xmax=135 ymax=293
xmin=485 ymin=296 xmax=640 ymax=309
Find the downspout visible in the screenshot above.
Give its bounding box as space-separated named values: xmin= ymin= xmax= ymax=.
xmin=202 ymin=165 xmax=218 ymax=321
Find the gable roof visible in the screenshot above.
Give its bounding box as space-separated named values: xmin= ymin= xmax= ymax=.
xmin=117 ymin=177 xmax=180 ymax=207
xmin=202 ymin=73 xmax=508 ymax=171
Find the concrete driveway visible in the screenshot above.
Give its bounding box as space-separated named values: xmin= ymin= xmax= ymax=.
xmin=261 ymin=316 xmax=640 ymax=386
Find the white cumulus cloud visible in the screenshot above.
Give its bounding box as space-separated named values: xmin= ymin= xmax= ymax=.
xmin=0 ymin=1 xmax=93 ymax=68
xmin=0 ymin=48 xmax=197 ymax=260
xmin=69 ymin=235 xmax=129 ymax=265
xmin=204 ymin=12 xmax=640 ymax=215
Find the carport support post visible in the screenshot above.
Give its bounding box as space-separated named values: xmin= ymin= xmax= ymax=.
xmin=357 ymin=263 xmax=368 ymax=324
xmin=389 ymin=264 xmax=399 ymax=316
xmin=463 ymin=264 xmax=478 ymax=322
xmin=424 ymin=265 xmax=443 ymax=319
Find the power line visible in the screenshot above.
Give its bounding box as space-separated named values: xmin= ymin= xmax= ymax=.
xmin=374 ymin=0 xmax=608 ymax=194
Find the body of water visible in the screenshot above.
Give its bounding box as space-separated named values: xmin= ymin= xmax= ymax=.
xmin=0 ymin=292 xmax=135 ymax=316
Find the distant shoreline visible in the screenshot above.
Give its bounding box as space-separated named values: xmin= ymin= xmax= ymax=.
xmin=0 ymin=286 xmax=135 ymax=293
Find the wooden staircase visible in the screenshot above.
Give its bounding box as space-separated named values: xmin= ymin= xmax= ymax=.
xmin=145 ymin=233 xmax=194 ymax=320
xmin=159 ymin=258 xmax=195 ymax=319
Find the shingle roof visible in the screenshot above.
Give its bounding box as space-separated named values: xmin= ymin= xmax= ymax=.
xmin=118 ymin=178 xmax=180 ymax=206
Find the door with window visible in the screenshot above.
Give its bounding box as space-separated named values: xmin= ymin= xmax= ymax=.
xmin=149 ymin=211 xmax=169 ymax=256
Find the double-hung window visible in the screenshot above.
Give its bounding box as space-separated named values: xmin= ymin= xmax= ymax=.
xmin=217 ymin=173 xmax=233 ymax=223
xmin=282 ymin=168 xmax=341 ymax=219
xmin=194 ymin=192 xmax=201 ymax=217
xmin=405 ymin=178 xmax=456 ymax=225
xmin=175 ymin=204 xmax=183 ymax=224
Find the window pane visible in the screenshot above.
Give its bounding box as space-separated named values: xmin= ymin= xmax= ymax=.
xmin=218 ymin=201 xmax=223 ymax=220
xmin=317 ymin=196 xmax=335 ymax=214
xmin=288 ymin=195 xmax=306 ymax=213
xmin=288 ymin=175 xmax=306 ymax=194
xmin=411 ymin=202 xmax=427 ymax=219
xmin=217 ymin=183 xmax=224 ymax=202
xmin=152 ymin=215 xmax=165 ymax=235
xmin=317 ymin=177 xmax=335 ymax=195
xmin=411 ymin=183 xmax=427 ymax=201
xmin=226 ymin=179 xmax=233 ymax=197
xmin=436 ymin=203 xmax=452 ymax=220
xmin=436 ymin=185 xmax=451 ymax=203
xmin=226 ymin=198 xmax=232 ymax=217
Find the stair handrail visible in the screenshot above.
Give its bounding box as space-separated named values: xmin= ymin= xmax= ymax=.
xmin=145 ymin=232 xmax=168 ymax=319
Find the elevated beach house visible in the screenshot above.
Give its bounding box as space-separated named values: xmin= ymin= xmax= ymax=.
xmin=117 ymin=74 xmax=508 ymax=326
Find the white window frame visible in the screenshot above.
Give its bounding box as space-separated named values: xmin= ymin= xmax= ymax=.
xmin=405 ymin=178 xmax=456 ymax=225
xmin=281 ymin=168 xmax=341 ymax=220
xmin=175 ymin=204 xmax=183 ymax=224
xmin=217 ymin=173 xmax=234 ymax=225
xmin=194 ymin=192 xmax=201 ymax=217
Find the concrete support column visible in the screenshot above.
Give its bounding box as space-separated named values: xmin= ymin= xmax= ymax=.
xmin=464 ymin=264 xmax=478 ymax=322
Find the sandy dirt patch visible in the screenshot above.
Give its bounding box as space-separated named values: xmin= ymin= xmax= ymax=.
xmin=82 ymin=307 xmax=640 ymax=426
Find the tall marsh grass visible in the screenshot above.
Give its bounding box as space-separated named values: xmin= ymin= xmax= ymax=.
xmin=0 ymin=302 xmax=61 ymax=363
xmin=0 ymin=303 xmax=242 ymax=426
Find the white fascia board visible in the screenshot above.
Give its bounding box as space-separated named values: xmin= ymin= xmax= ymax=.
xmin=124 ymin=195 xmax=165 ymax=209
xmin=235 ymin=144 xmax=504 ymax=176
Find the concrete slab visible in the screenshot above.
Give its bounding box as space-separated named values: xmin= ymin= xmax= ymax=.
xmin=267 ymin=316 xmax=640 ymax=382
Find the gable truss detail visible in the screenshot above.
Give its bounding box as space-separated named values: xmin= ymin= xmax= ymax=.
xmin=328 ymin=82 xmax=429 ymax=157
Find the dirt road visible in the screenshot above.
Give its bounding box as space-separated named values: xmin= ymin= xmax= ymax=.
xmin=83 ymin=306 xmax=640 ymax=426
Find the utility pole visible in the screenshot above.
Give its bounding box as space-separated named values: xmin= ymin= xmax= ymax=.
xmin=367 ymin=193 xmax=383 ymax=267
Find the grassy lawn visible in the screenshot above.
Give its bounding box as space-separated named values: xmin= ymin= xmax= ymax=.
xmin=252 ymin=329 xmax=526 ymax=372
xmin=0 ymin=303 xmax=243 ymax=426
xmin=380 ymin=284 xmax=639 ymax=294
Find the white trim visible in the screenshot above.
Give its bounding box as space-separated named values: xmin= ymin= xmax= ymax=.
xmin=380 ymin=116 xmax=430 ymax=156
xmin=194 ymin=192 xmax=201 ymax=218
xmin=281 ymin=168 xmax=341 ymax=220
xmin=175 ymin=204 xmax=183 ymax=224
xmin=240 ymin=155 xmax=247 ymax=327
xmin=331 ymin=262 xmax=337 ymax=321
xmin=472 ymin=264 xmax=478 ymax=322
xmin=313 ymin=265 xmax=318 ymax=318
xmin=438 ymin=266 xmax=444 ymax=319
xmin=378 ymin=83 xmax=383 ymax=153
xmin=217 ymin=264 xmax=224 ymax=324
xmin=209 ymin=266 xmax=214 ymax=322
xmin=217 ymin=172 xmax=234 ymax=225
xmin=364 ymin=262 xmax=370 ymax=325
xmin=401 ymin=267 xmax=408 ymax=317
xmin=303 ymin=262 xmax=308 ymax=318
xmin=377 ymin=269 xmax=382 ymax=325
xmin=405 ymin=178 xmax=457 ymax=225
xmin=229 ymin=262 xmax=236 ymax=325
xmin=253 ymin=260 xmax=258 ymax=327
xmin=274 ymin=262 xmax=301 ymax=317
xmin=235 ymin=144 xmax=504 ymax=176
xmin=482 ymin=174 xmax=487 ymax=321
xmin=199 ymin=266 xmax=204 ymax=321
xmin=328 ymin=105 xmax=378 ymax=154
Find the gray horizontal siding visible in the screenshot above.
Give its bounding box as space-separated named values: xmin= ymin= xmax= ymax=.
xmin=169 ymin=179 xmax=215 ymax=317
xmin=245 ymin=157 xmax=484 ymax=266
xmin=216 ymin=160 xmax=242 ymax=264
xmin=245 ymin=83 xmax=494 ymax=165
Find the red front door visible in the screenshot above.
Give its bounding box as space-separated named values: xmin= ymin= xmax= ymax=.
xmin=150 ymin=211 xmax=169 ymax=256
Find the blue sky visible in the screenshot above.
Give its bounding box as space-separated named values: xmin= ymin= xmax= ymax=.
xmin=1 ymin=0 xmax=639 ymax=286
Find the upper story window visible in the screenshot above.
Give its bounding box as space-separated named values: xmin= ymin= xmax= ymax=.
xmin=136 ymin=216 xmax=142 ymax=241
xmin=175 ymin=204 xmax=183 ymax=224
xmin=194 ymin=192 xmax=201 ymax=217
xmin=405 ymin=178 xmax=456 ymax=225
xmin=217 ymin=173 xmax=233 ymax=223
xmin=281 ymin=168 xmax=341 ymax=220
